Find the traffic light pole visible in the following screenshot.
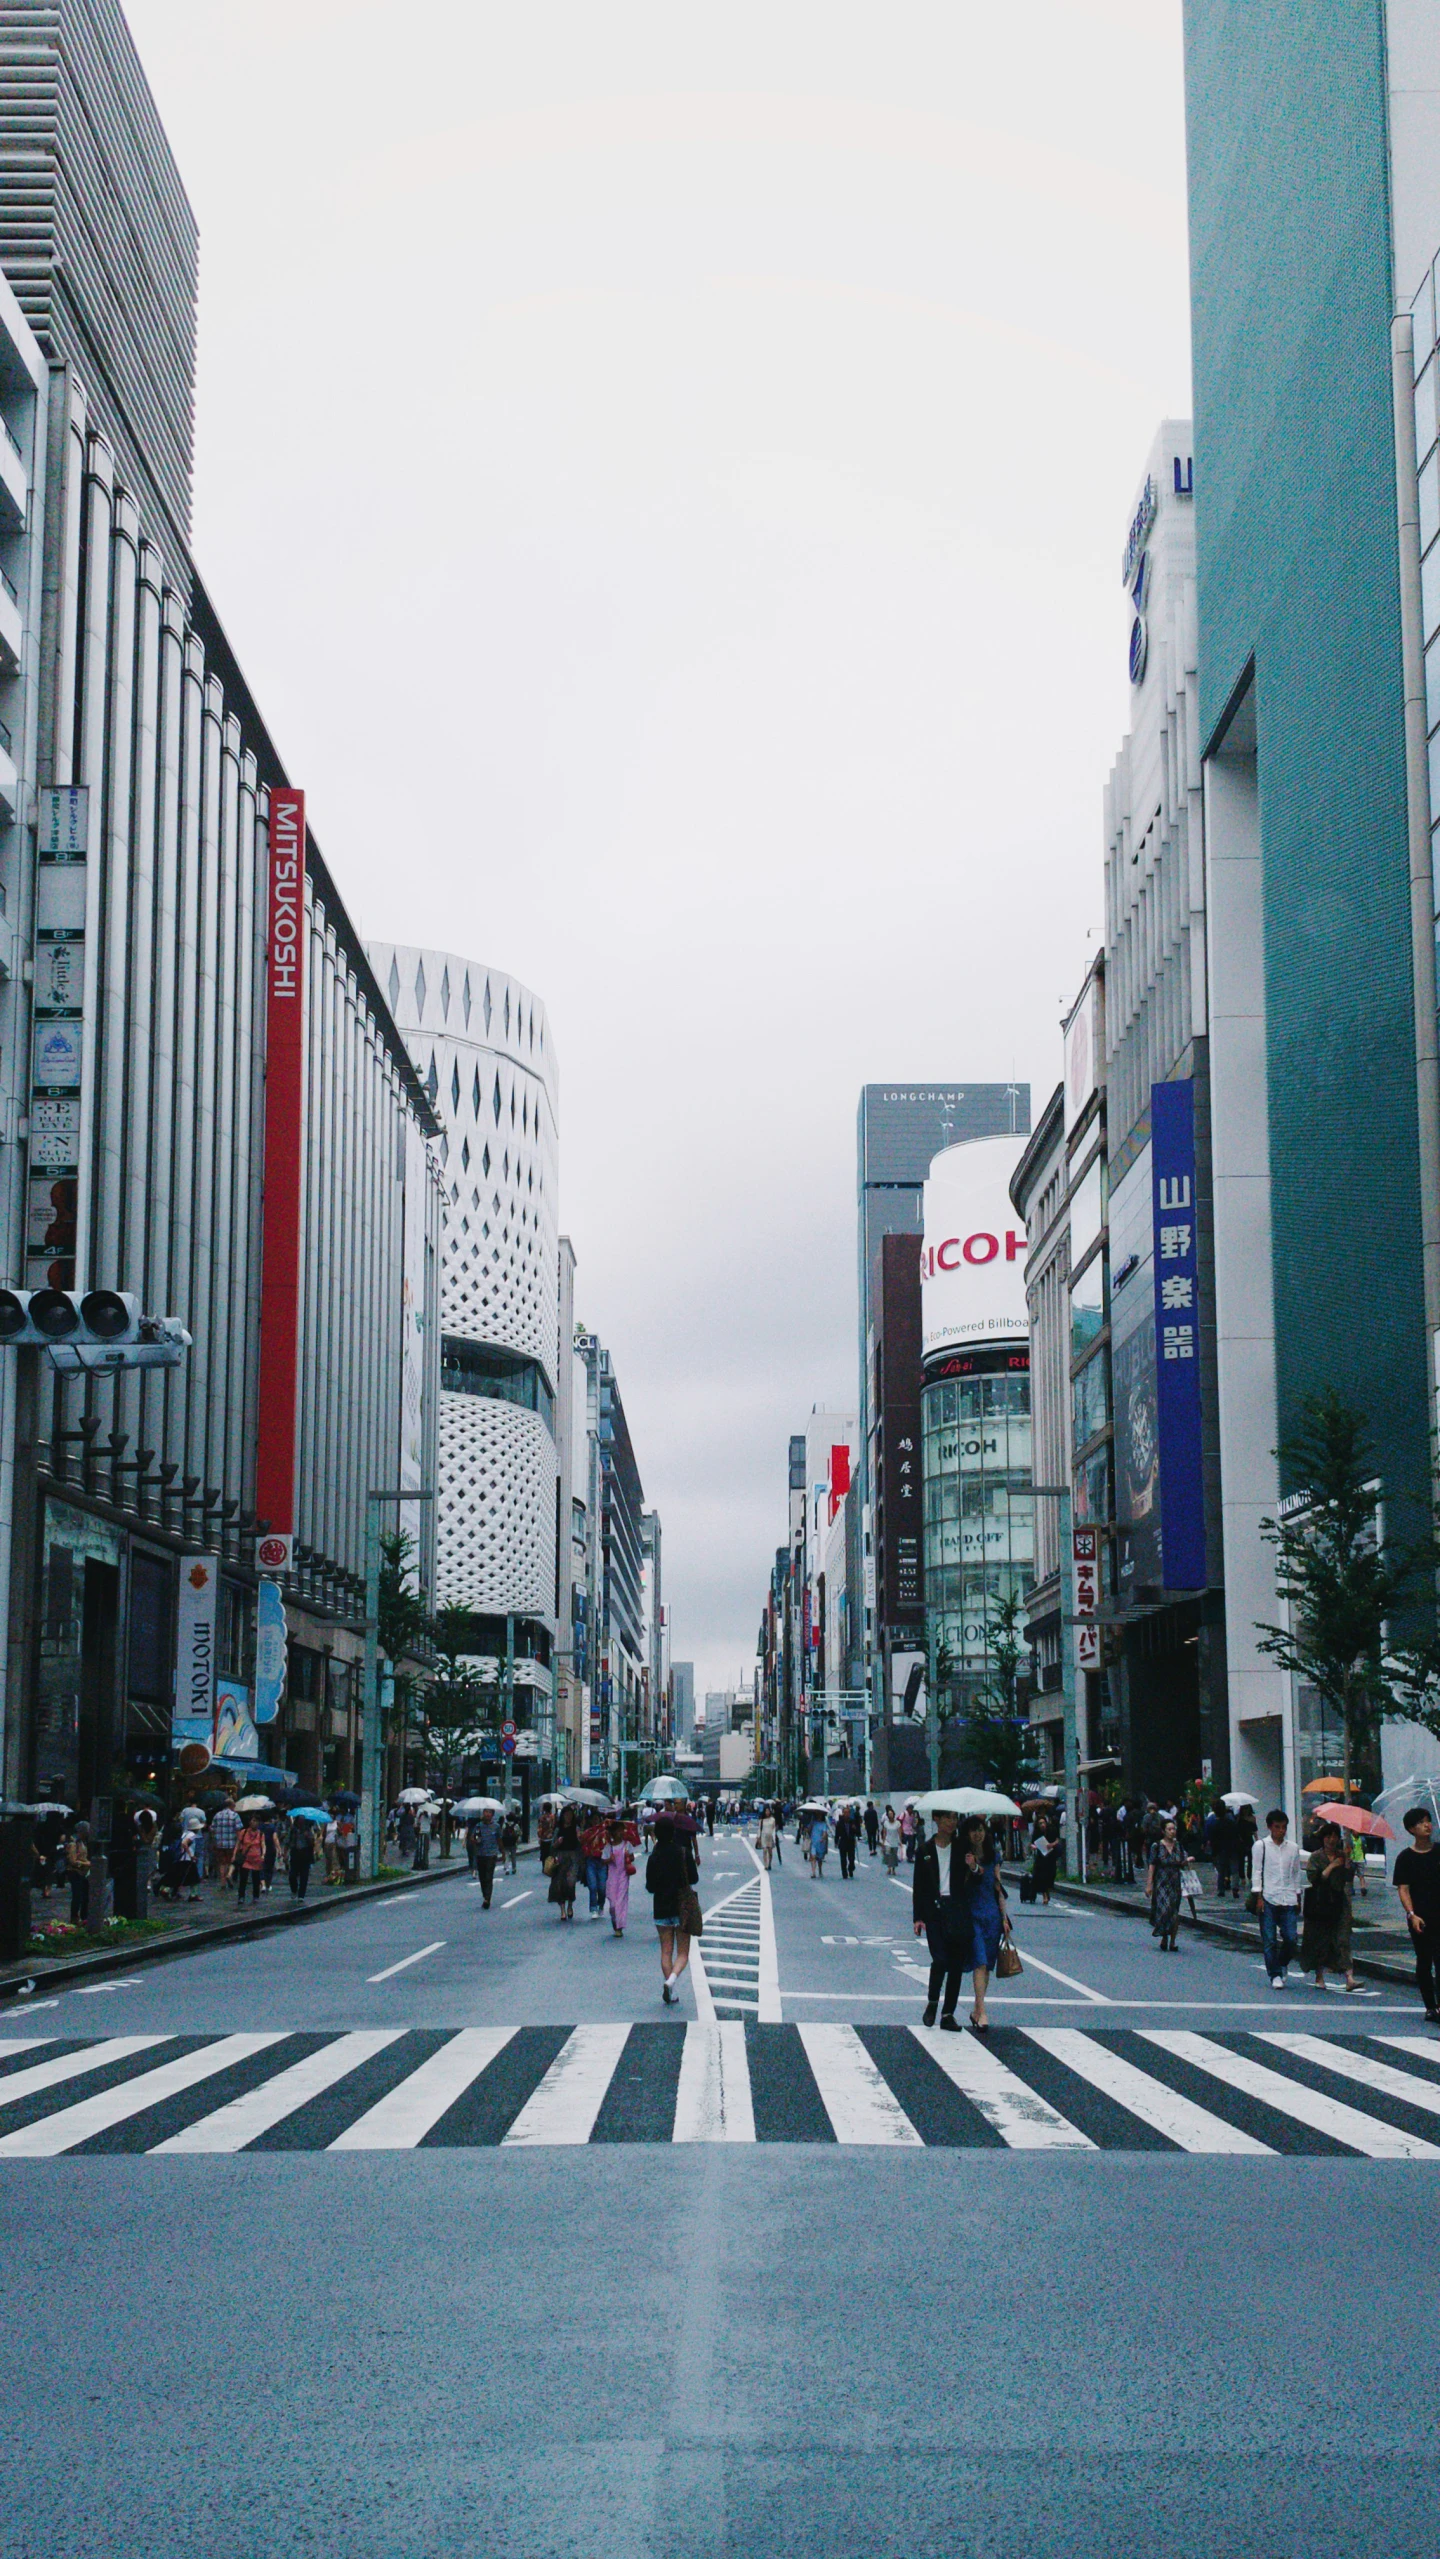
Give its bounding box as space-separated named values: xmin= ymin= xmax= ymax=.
xmin=361 ymin=1487 xmax=434 ymax=1881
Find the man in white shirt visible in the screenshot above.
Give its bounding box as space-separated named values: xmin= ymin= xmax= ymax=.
xmin=1253 ymin=1809 xmax=1305 ymax=1988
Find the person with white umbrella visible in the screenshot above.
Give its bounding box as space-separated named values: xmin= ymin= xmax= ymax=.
xmin=912 ymin=1808 xmax=971 ymax=2030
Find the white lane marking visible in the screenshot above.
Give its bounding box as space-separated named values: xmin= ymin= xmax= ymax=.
xmin=0 ymin=2039 xmax=52 ymax=2060
xmin=1007 ymin=1947 xmax=1110 ymax=2004
xmin=799 ymin=2022 xmax=923 ymax=2146
xmin=1377 ymin=2034 xmax=1440 ymax=2063
xmin=73 ymin=1978 xmax=145 ymax=1994
xmin=501 ymin=2024 xmax=630 ymax=2147
xmin=1139 ymin=2031 xmax=1440 ymax=2158
xmin=687 ymin=1941 xmax=717 ymax=2023
xmin=785 ymin=1990 xmax=1098 ymax=2004
xmin=0 ymin=2034 xmax=285 ymax=2157
xmin=740 ymin=1837 xmax=783 ymax=2023
xmin=7 ymin=1999 xmax=60 ymax=2010
xmin=500 ymin=1892 xmax=531 ymax=1909
xmin=1026 ymin=2028 xmax=1272 ymax=2154
xmin=673 ymin=2022 xmax=756 ymax=2143
xmin=155 ymin=2032 xmax=405 ymax=2153
xmin=366 ymin=1940 xmax=446 ymax=1983
xmin=0 ymin=2036 xmax=169 ymax=2110
xmin=915 ymin=2025 xmax=1094 ymax=2149
xmin=1261 ymin=2033 xmax=1440 ymax=2119
xmin=330 ymin=2029 xmax=516 ymax=2150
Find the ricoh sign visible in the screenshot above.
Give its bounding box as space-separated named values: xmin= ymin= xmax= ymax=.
xmin=921 ymin=1132 xmax=1030 ymax=1360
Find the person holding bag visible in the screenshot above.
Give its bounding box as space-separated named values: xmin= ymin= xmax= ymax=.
xmin=647 ymin=1812 xmax=700 ymax=2005
xmin=961 ymin=1816 xmax=1013 ymax=2032
xmin=1300 ymin=1820 xmax=1356 ymax=1992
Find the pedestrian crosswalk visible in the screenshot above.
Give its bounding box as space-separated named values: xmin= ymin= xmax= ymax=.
xmin=696 ymin=1876 xmax=763 ymax=2018
xmin=4 ymin=2023 xmax=1440 ymax=2154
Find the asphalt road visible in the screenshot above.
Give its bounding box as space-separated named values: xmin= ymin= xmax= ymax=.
xmin=3 ymin=1830 xmax=1437 ymax=2556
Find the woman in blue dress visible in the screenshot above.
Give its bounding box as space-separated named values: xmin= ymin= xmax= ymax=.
xmin=962 ymin=1817 xmax=1013 ymax=2034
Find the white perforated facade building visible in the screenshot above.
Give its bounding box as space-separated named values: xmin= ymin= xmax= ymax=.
xmin=369 ymin=946 xmax=559 ymax=1639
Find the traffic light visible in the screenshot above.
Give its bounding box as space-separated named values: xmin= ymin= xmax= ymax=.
xmin=0 ymin=1290 xmax=190 ymax=1370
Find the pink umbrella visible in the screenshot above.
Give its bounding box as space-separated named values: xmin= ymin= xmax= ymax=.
xmin=1311 ymin=1803 xmax=1395 ymax=1841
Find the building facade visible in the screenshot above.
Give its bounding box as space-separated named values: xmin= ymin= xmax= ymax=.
xmin=0 ymin=0 xmax=443 ymax=1821
xmin=1183 ymin=1 xmax=1440 ymax=1808
xmin=369 ymin=944 xmax=560 ymax=1736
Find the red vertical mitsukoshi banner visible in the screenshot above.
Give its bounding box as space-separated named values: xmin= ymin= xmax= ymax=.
xmin=257 ymin=788 xmax=305 ymax=1537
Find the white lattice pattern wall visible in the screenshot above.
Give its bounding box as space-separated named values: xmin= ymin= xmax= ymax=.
xmin=368 ymin=945 xmax=560 ymax=1379
xmin=435 ymin=1396 xmax=557 ymax=1612
xmin=370 ymin=942 xmax=561 ymax=1619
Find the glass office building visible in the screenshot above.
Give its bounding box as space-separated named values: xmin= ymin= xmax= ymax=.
xmin=921 ymin=1350 xmax=1033 ymax=1715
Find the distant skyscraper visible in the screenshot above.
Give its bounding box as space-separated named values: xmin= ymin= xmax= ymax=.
xmin=856 ymin=1084 xmax=1030 ymax=1724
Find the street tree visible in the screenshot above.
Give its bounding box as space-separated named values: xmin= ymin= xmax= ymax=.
xmin=960 ymin=1590 xmax=1040 ymax=1797
xmin=1256 ymin=1390 xmax=1429 ymax=1797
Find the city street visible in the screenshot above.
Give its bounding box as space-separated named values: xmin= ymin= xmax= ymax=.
xmin=4 ymin=1836 xmax=1440 ymax=2555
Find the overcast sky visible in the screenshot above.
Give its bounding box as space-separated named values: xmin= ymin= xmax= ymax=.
xmin=126 ymin=0 xmax=1192 ymax=1698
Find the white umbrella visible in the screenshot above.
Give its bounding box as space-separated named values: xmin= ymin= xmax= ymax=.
xmin=453 ymin=1797 xmax=504 ymax=1819
xmin=912 ymin=1787 xmax=1023 ymax=1820
xmin=178 ymin=1807 xmax=207 ymax=1830
xmin=236 ymin=1794 xmax=274 ymax=1813
xmin=396 ymin=1786 xmax=430 ymax=1806
xmin=1220 ymin=1789 xmax=1258 ymax=1810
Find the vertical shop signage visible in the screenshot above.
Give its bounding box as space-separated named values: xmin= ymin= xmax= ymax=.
xmin=174 ymin=1554 xmax=219 ymax=1750
xmin=257 ymin=789 xmax=305 ymax=1536
xmin=27 ymin=785 xmax=88 ymax=1287
xmin=1151 ymin=1079 xmax=1206 ymax=1589
xmin=1073 ymin=1526 xmax=1100 ymax=1670
xmin=254 ymin=1577 xmax=287 ymax=1726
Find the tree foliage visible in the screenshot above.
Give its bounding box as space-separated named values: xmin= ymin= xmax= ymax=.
xmin=1256 ymin=1391 xmax=1429 ymax=1792
xmin=960 ymin=1591 xmax=1040 ymax=1797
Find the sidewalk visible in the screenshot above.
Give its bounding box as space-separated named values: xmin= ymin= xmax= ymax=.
xmin=1008 ymin=1857 xmax=1422 ymax=1988
xmin=1 ymin=1845 xmax=535 ymax=2002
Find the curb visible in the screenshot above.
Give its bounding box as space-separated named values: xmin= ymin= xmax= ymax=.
xmin=1003 ymin=1865 xmax=1421 ymax=1992
xmin=1 ymin=1844 xmax=537 ymax=2003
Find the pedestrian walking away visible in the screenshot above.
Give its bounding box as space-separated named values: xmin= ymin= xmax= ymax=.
xmin=287 ymin=1818 xmax=315 ymax=1901
xmin=580 ymin=1811 xmax=609 ymax=1919
xmin=1300 ymin=1821 xmax=1356 ymax=1992
xmin=864 ymin=1801 xmax=880 ymax=1858
xmin=473 ymin=1808 xmax=502 ymax=1909
xmin=912 ymin=1807 xmax=971 ymax=2030
xmin=836 ymin=1806 xmax=857 ymax=1880
xmin=960 ymin=1817 xmax=1013 ymax=2030
xmin=547 ymin=1804 xmax=582 ymax=1922
xmin=758 ymin=1805 xmax=778 ymax=1871
xmin=1146 ymin=1818 xmax=1185 ymax=1954
xmin=603 ymin=1816 xmax=636 ymax=1937
xmin=647 ymin=1812 xmax=700 ymax=2004
xmin=64 ymin=1822 xmax=91 ymax=1923
xmin=809 ymin=1810 xmax=829 ymax=1879
xmin=1252 ymin=1809 xmax=1305 ymax=1987
xmin=233 ymin=1817 xmax=266 ymax=1905
xmin=1395 ymin=1806 xmax=1440 ymax=2021
xmin=211 ymin=1798 xmax=240 ymax=1889
xmin=501 ymin=1811 xmax=520 ymax=1875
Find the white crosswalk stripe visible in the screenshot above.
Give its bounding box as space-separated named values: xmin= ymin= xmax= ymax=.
xmin=501 ymin=2025 xmax=630 ymax=2146
xmin=673 ymin=2022 xmax=755 ymax=2142
xmin=157 ymin=2033 xmax=406 ymax=2153
xmin=915 ymin=2025 xmax=1094 ymax=2149
xmin=332 ymin=2029 xmax=517 ymax=2150
xmin=1 ymin=2025 xmax=1440 ymax=2155
xmin=799 ymin=2023 xmax=922 ymax=2145
xmin=0 ymin=2036 xmax=171 ymax=2111
xmin=1139 ymin=2030 xmax=1440 ymax=2157
xmin=1026 ymin=2028 xmax=1272 ymax=2153
xmin=0 ymin=2035 xmax=285 ymax=2156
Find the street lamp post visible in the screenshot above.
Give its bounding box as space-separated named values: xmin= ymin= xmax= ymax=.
xmin=1032 ymin=1485 xmax=1080 ymax=1877
xmin=361 ymin=1487 xmax=434 ymax=1882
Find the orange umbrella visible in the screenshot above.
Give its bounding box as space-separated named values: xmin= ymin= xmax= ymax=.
xmin=1310 ymin=1803 xmax=1394 ymax=1840
xmin=1303 ymin=1777 xmax=1349 ymax=1795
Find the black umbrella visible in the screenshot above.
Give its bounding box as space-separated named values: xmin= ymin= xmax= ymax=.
xmin=328 ymin=1790 xmax=361 ymax=1810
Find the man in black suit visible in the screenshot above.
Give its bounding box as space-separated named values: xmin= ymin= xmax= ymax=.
xmin=912 ymin=1808 xmax=970 ymax=2031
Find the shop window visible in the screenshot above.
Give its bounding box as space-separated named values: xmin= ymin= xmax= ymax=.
xmin=128 ymin=1551 xmax=172 ymax=1705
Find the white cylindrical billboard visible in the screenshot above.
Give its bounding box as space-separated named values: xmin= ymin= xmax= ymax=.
xmin=921 ymin=1133 xmax=1030 ymax=1359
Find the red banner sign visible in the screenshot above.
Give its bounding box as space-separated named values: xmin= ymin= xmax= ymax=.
xmin=256 ymin=788 xmax=305 ymax=1536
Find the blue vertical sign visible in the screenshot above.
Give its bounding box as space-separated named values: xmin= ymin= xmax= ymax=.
xmin=1150 ymin=1080 xmax=1206 ymax=1589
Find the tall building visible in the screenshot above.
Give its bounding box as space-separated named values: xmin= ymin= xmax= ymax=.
xmin=670 ymin=1659 xmax=694 ymax=1747
xmin=577 ymin=1332 xmax=647 ymax=1793
xmin=371 ymin=946 xmax=560 ymax=1738
xmin=920 ymin=1133 xmax=1032 ymax=1742
xmin=0 ymin=0 xmax=444 ymax=1819
xmin=1182 ymin=3 xmax=1440 ymax=1806
xmin=856 ymin=1084 xmax=1029 ymax=1749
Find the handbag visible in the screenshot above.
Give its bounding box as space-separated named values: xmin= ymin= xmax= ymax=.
xmin=995 ymin=1940 xmax=1022 ymax=1979
xmin=678 ymin=1884 xmax=704 ymax=1939
xmin=1180 ymin=1862 xmax=1202 ymax=1900
xmin=542 ymin=1855 xmax=556 ymax=1876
